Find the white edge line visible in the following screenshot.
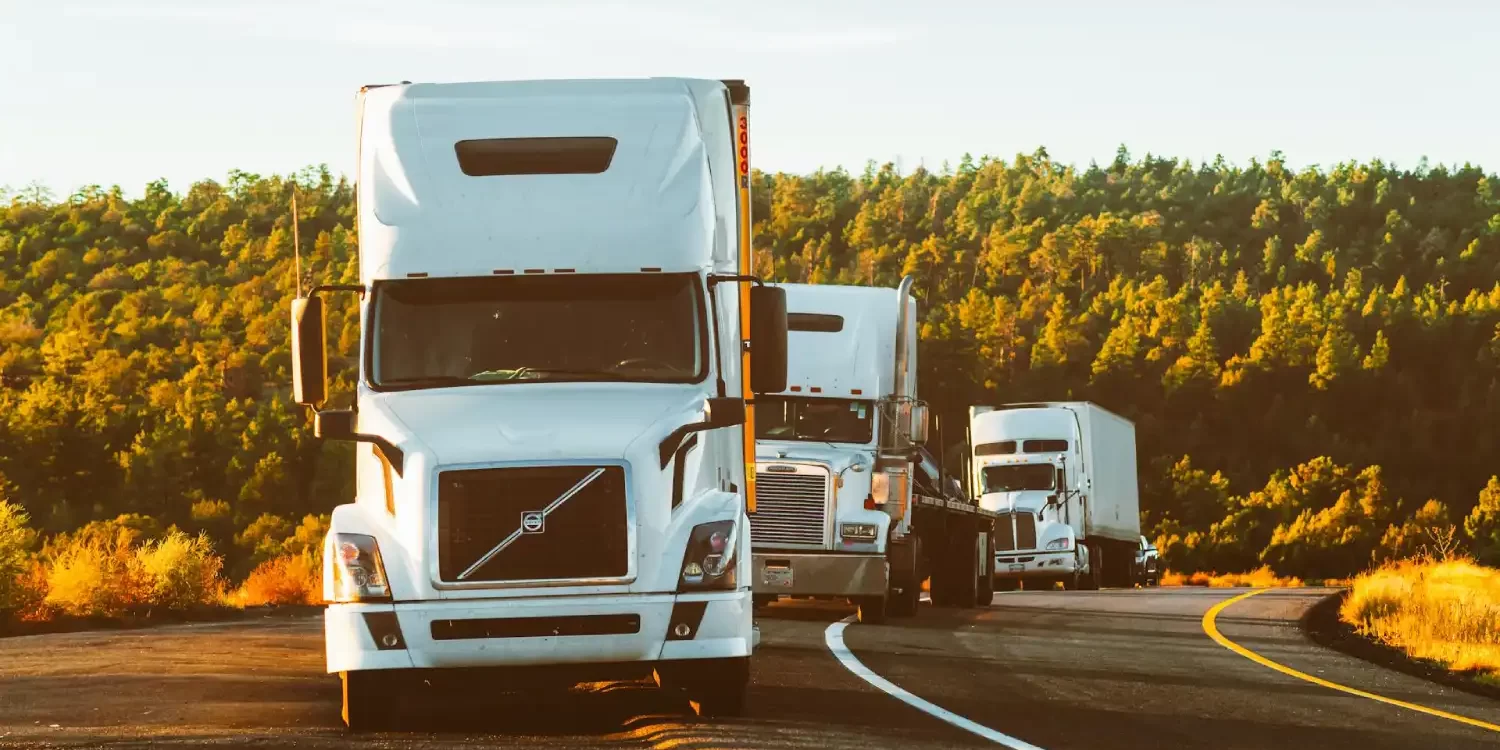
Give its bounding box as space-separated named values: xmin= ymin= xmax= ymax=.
xmin=824 ymin=615 xmax=1048 ymax=750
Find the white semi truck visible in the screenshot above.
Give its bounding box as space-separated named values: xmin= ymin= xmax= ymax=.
xmin=967 ymin=402 xmax=1140 ymax=590
xmin=288 ymin=77 xmax=789 ymax=729
xmin=749 ymin=278 xmax=998 ymax=623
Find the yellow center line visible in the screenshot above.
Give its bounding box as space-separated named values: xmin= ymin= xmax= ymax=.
xmin=1201 ymin=588 xmax=1500 ymax=734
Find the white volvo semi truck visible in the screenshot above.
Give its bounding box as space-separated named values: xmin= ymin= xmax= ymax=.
xmin=967 ymin=402 xmax=1140 ymax=590
xmin=288 ymin=77 xmax=789 ymax=729
xmin=749 ymin=279 xmax=997 ymax=623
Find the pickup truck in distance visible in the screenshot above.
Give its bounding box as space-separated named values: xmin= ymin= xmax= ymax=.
xmin=288 ymin=77 xmax=789 ymax=729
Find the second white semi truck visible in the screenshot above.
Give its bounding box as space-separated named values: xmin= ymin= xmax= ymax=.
xmin=290 ymin=77 xmax=789 ymax=729
xmin=749 ymin=278 xmax=998 ymax=623
xmin=967 ymin=402 xmax=1140 ymax=590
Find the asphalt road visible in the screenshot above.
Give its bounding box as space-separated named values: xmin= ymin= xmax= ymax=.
xmin=1 ymin=588 xmax=1496 ymax=749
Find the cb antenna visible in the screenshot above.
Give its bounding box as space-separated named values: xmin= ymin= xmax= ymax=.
xmin=291 ymin=185 xmax=303 ymax=298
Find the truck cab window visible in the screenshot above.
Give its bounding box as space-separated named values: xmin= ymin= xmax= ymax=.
xmin=370 ymin=273 xmax=706 ymax=389
xmin=755 ymin=396 xmax=873 ymax=444
xmin=981 ymin=463 xmax=1056 ymax=493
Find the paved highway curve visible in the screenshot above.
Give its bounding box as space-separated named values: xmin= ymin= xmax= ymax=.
xmin=1 ymin=588 xmax=1496 ymax=749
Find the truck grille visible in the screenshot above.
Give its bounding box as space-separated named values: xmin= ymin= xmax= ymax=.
xmin=436 ymin=464 xmax=628 ymax=583
xmin=749 ymin=466 xmax=829 ymax=547
xmin=995 ymin=512 xmax=1038 ymax=551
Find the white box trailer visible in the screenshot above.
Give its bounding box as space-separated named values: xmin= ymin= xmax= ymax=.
xmin=288 ymin=77 xmax=790 ymax=729
xmin=968 ymin=402 xmax=1140 ymax=590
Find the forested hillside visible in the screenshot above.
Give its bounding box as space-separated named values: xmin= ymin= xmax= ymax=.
xmin=2 ymin=148 xmax=1499 ymax=582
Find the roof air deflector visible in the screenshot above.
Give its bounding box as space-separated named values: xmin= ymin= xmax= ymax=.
xmin=454 ymin=137 xmax=618 ymax=176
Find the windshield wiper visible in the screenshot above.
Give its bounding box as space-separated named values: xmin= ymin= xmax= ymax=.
xmin=470 ymin=367 xmax=633 ymax=382
xmin=381 ymin=375 xmax=474 ymax=389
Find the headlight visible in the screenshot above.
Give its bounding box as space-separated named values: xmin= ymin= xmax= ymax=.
xmin=678 ymin=520 xmax=738 ymax=591
xmin=840 ymin=523 xmax=879 ymax=542
xmin=1044 ymin=537 xmax=1071 ymax=551
xmin=330 ymin=533 xmax=391 ymax=602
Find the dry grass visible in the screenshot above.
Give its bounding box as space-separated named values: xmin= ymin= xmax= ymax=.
xmin=1159 ymin=566 xmax=1305 ymax=588
xmin=229 ymin=551 xmax=321 ymax=606
xmin=1340 ymin=556 xmax=1500 ymax=680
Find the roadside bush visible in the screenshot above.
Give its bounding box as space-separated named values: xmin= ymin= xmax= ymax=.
xmin=44 ymin=530 xmax=146 ymax=617
xmin=135 ymin=530 xmax=226 ymax=610
xmin=0 ymin=499 xmax=38 ymax=618
xmin=43 ymin=526 xmax=229 ymax=617
xmin=1340 ymin=556 xmax=1500 ymax=679
xmin=232 ymin=550 xmax=320 ymax=606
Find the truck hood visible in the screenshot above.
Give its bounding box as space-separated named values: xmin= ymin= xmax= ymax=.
xmin=978 ymin=490 xmax=1052 ymax=514
xmin=755 ymin=440 xmax=871 ymax=474
xmin=375 ymin=384 xmax=705 ymax=466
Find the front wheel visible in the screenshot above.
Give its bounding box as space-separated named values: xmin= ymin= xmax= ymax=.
xmin=341 ymin=670 xmax=398 ymax=731
xmin=659 ymin=657 xmax=750 ymax=718
xmin=854 ymin=595 xmax=888 ymax=624
xmin=975 ymin=535 xmax=995 ymax=606
xmin=1062 ymin=550 xmax=1085 ymax=590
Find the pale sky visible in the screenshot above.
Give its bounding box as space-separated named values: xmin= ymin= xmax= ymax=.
xmin=3 ymin=0 xmax=1497 ymax=197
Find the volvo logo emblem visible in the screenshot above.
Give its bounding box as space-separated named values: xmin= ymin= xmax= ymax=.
xmin=521 ymin=511 xmax=545 ymax=534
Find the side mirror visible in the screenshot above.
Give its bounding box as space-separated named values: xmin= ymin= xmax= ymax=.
xmin=1055 ymin=466 xmax=1067 ymax=492
xmin=291 ymin=296 xmax=328 ymax=407
xmin=749 ymin=285 xmax=788 ymax=394
xmin=947 ymin=477 xmax=964 ymax=499
xmin=909 ymin=403 xmax=929 ymax=445
xmin=314 ymin=409 xmax=355 ymax=440
xmin=705 ymin=396 xmax=746 ymax=428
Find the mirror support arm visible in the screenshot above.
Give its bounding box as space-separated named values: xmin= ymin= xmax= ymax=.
xmin=308 ymin=283 xmax=366 ymax=298
xmin=658 ymin=398 xmax=747 ymax=469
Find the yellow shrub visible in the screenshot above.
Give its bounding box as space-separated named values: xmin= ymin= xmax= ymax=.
xmin=1341 ymin=557 xmax=1500 ymax=678
xmin=0 ymin=499 xmax=38 ymax=617
xmin=134 ymin=531 xmax=226 ymax=610
xmin=42 ymin=527 xmax=228 ymax=616
xmin=44 ymin=533 xmax=146 ymax=617
xmin=231 ymin=551 xmax=321 ymax=606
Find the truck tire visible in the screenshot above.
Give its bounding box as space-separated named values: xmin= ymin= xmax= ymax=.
xmin=341 ymin=670 xmax=397 ymax=731
xmin=888 ymin=538 xmax=921 ymax=617
xmin=1062 ymin=551 xmax=1084 ymax=590
xmin=975 ymin=534 xmax=995 ymax=606
xmin=1082 ymin=542 xmax=1103 ymax=590
xmin=855 ymin=595 xmax=888 ymax=624
xmin=945 ymin=530 xmax=980 ymax=608
xmin=673 ymin=657 xmax=749 ymax=718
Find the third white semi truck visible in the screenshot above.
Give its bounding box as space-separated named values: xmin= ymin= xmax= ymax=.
xmin=749 ymin=278 xmax=998 ymax=623
xmin=967 ymin=402 xmax=1140 ymax=590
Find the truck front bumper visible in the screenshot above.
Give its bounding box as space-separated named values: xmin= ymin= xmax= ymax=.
xmin=993 ymin=549 xmax=1076 ymax=579
xmin=750 ymin=551 xmax=888 ymax=597
xmin=324 ymin=590 xmax=751 ymax=674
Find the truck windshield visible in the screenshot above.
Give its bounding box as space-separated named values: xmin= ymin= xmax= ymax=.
xmin=755 ymin=396 xmax=873 ymax=444
xmin=369 ymin=273 xmax=705 ymax=389
xmin=981 ymin=463 xmax=1056 ymax=493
